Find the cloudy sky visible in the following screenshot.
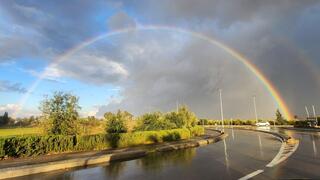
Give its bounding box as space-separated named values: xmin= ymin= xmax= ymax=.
xmin=0 ymin=0 xmax=319 ymax=119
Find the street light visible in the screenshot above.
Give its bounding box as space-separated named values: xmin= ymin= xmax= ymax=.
xmin=253 ymin=95 xmax=258 ymax=124
xmin=219 ymin=89 xmax=224 ymax=132
xmin=312 ymin=105 xmax=318 ymax=126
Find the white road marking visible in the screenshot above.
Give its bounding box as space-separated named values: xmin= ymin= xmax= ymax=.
xmin=238 ymin=169 xmax=264 ymax=180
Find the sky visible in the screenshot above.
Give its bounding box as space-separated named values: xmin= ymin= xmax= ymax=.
xmin=0 ymin=0 xmax=319 ymax=119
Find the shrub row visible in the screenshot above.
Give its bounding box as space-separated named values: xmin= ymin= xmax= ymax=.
xmin=293 ymin=120 xmax=317 ymax=128
xmin=199 ymin=119 xmax=295 ymax=126
xmin=199 ymin=119 xmax=257 ymax=126
xmin=0 ymin=126 xmax=204 ymax=159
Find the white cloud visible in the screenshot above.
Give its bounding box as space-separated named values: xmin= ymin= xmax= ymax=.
xmin=51 ymin=53 xmax=129 ymax=85
xmin=0 ymin=104 xmax=20 ymax=115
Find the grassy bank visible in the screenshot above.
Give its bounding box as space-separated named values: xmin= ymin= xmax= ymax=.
xmin=0 ymin=126 xmax=204 ymax=159
xmin=0 ymin=127 xmax=42 ymax=137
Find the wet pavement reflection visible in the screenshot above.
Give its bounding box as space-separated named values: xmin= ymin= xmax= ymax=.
xmin=256 ymin=128 xmax=320 ymax=179
xmin=13 ymin=129 xmax=282 ymax=180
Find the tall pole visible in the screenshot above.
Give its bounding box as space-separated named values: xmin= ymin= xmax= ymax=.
xmin=312 ymin=105 xmax=316 ymax=118
xmin=312 ymin=105 xmax=318 ymax=125
xmin=305 ymin=106 xmax=310 ymax=118
xmin=253 ymin=96 xmax=258 ymax=124
xmin=176 ymin=101 xmax=179 ymax=113
xmin=219 ymin=89 xmax=224 ymax=132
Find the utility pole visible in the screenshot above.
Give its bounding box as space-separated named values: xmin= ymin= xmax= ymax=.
xmin=305 ymin=106 xmax=310 ymax=118
xmin=219 ymin=89 xmax=224 ymax=132
xmin=176 ymin=101 xmax=179 ymax=113
xmin=312 ymin=105 xmax=318 ymax=125
xmin=253 ymin=96 xmax=258 ymax=124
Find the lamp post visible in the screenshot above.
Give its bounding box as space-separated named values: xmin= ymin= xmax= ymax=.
xmin=253 ymin=96 xmax=258 ymax=124
xmin=219 ymin=89 xmax=224 ymax=132
xmin=312 ymin=105 xmax=318 ymax=126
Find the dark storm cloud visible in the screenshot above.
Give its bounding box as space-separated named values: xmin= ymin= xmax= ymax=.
xmin=113 ymin=0 xmax=320 ymax=117
xmin=0 ymin=80 xmax=26 ymax=93
xmin=0 ymin=0 xmax=120 ymax=61
xmin=94 ymin=32 xmax=277 ymax=119
xmin=120 ymin=0 xmax=318 ymax=27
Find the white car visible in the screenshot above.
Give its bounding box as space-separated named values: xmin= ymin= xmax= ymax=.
xmin=255 ymin=122 xmax=270 ymax=126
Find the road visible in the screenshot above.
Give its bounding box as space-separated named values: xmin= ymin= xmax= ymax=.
xmin=255 ymin=128 xmax=320 ymax=179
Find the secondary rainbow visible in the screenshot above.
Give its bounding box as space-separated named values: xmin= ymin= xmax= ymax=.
xmin=16 ymin=25 xmax=293 ymax=119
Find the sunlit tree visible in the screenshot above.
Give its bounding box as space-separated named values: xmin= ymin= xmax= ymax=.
xmin=39 ymin=91 xmax=81 ymax=135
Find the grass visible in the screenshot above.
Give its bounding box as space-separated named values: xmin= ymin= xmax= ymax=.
xmin=0 ymin=127 xmax=42 ymax=137
xmin=0 ymin=120 xmax=137 ymax=137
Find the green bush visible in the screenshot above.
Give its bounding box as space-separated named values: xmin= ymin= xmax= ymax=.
xmin=105 ymin=110 xmax=129 ymax=134
xmin=189 ymin=126 xmax=204 ymax=136
xmin=0 ymin=138 xmax=5 ymax=158
xmin=1 ymin=135 xmax=76 ymax=158
xmin=0 ymin=128 xmax=203 ymax=158
xmin=117 ymin=128 xmax=191 ymax=148
xmin=75 ymin=134 xmax=109 ymax=150
xmin=294 ymin=120 xmax=316 ymax=128
xmin=135 ymin=105 xmax=199 ymax=131
xmin=134 ymin=112 xmax=176 ymax=131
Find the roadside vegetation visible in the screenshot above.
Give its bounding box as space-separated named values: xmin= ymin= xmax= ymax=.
xmin=1 ymin=91 xmax=316 ymax=159
xmin=0 ymin=92 xmax=204 ymax=159
xmin=199 ymin=109 xmax=296 ymax=126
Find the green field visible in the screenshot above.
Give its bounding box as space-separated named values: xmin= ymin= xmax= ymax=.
xmin=0 ymin=127 xmax=41 ymax=137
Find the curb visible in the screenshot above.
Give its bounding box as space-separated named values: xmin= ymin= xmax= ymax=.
xmin=0 ymin=132 xmax=227 ymax=179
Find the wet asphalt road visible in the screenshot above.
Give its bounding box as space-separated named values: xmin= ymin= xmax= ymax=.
xmin=255 ymin=128 xmax=320 ymax=179
xmin=14 ymin=128 xmax=283 ymax=180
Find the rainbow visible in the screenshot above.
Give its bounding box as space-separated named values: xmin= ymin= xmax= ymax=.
xmin=16 ymin=25 xmax=293 ymax=119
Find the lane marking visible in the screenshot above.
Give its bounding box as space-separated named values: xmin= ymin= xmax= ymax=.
xmin=238 ymin=169 xmax=264 ymax=180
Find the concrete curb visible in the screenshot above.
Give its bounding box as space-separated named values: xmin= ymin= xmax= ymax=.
xmin=0 ymin=132 xmax=227 ymax=179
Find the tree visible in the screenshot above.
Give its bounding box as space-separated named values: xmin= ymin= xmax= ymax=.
xmin=169 ymin=105 xmax=198 ymax=128
xmin=135 ymin=112 xmax=176 ymax=131
xmin=275 ymin=109 xmax=286 ymax=125
xmin=39 ymin=91 xmax=81 ymax=135
xmin=104 ymin=110 xmax=129 ymax=134
xmin=0 ymin=112 xmax=10 ymax=126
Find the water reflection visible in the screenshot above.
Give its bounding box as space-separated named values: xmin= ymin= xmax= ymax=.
xmin=231 ymin=128 xmax=235 ymax=140
xmin=223 ymin=139 xmax=230 ymax=171
xmin=136 ymin=148 xmax=196 ymax=172
xmin=99 ymin=148 xmax=196 ymax=178
xmin=256 ymin=126 xmax=270 ymax=131
xmin=312 ymin=135 xmax=318 ymax=157
xmin=258 ymin=135 xmax=264 ymax=157
xmin=104 ymin=162 xmax=127 ymax=179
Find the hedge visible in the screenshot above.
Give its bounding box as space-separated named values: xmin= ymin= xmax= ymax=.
xmin=0 ymin=126 xmax=204 ymax=159
xmin=294 ymin=120 xmax=317 ymax=128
